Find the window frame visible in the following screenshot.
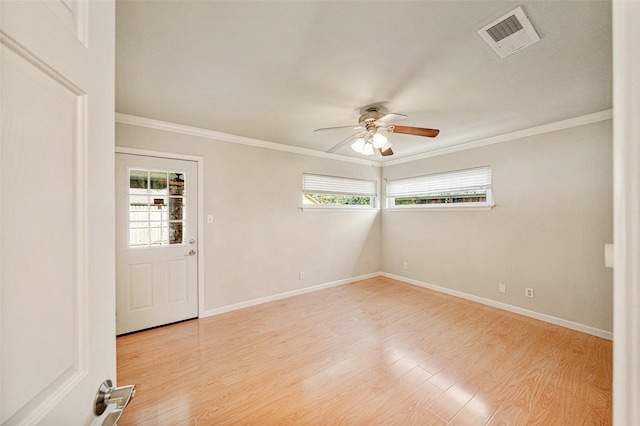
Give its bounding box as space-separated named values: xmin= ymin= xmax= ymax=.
xmin=385 ymin=166 xmax=495 ymax=211
xmin=302 ymin=173 xmax=379 ymax=211
xmin=128 ymin=167 xmax=189 ymax=248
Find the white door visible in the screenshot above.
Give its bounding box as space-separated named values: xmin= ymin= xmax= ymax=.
xmin=115 ymin=154 xmax=199 ymax=335
xmin=1 ymin=1 xmax=118 ymax=425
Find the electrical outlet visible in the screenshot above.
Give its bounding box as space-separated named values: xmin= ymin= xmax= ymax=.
xmin=299 ymin=272 xmax=305 ymax=280
xmin=498 ymin=283 xmax=506 ymax=293
xmin=403 ymin=262 xmax=408 ymax=270
xmin=525 ymin=287 xmax=534 ymax=298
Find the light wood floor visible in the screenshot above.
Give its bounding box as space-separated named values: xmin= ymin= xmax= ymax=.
xmin=116 ymin=276 xmax=612 ymax=425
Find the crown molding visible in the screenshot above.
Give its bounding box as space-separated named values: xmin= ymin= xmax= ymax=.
xmin=382 ymin=109 xmax=613 ymax=166
xmin=116 ymin=110 xmax=612 ymax=168
xmin=114 ymin=113 xmax=380 ymax=167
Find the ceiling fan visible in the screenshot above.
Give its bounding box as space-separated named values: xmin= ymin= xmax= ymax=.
xmin=315 ymin=106 xmax=439 ymax=157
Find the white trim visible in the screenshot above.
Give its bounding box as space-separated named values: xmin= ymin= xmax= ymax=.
xmin=613 ymin=1 xmax=640 ymax=424
xmin=200 ymin=273 xmax=380 ymax=318
xmin=114 ymin=146 xmax=207 ymax=319
xmin=382 ymin=110 xmax=613 ymax=166
xmin=115 ymin=110 xmax=612 ymax=167
xmin=115 ymin=113 xmax=380 ymax=167
xmin=116 ymin=146 xmax=202 ymax=163
xmin=199 ymin=270 xmax=611 ymax=341
xmin=381 ymin=272 xmax=613 ymax=340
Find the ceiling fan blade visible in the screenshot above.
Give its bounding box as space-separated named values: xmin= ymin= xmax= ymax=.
xmin=314 ymin=125 xmax=364 ymax=132
xmin=326 ymin=132 xmax=361 ymax=153
xmin=388 ymin=125 xmax=440 ymax=138
xmin=380 ymin=147 xmax=394 ymax=156
xmin=375 ymin=113 xmax=407 ymax=126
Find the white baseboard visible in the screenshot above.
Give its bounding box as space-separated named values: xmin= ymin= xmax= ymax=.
xmin=381 ymin=272 xmax=613 ymax=341
xmin=200 ymin=272 xmax=380 ymax=318
xmin=200 ymin=271 xmax=612 ymax=341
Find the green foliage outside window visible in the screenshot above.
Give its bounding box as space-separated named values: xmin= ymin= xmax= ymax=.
xmin=394 ymin=191 xmax=487 ymax=205
xmin=305 ymin=193 xmax=371 ymax=205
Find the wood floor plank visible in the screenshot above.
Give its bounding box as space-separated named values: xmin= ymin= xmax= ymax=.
xmin=117 ymin=277 xmax=612 ymax=425
xmin=485 ymin=327 xmax=566 ymax=424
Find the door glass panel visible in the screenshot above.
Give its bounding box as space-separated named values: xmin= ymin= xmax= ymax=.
xmin=129 ymin=168 xmax=187 ymax=248
xmin=129 ymin=170 xmax=148 ymax=195
xmin=169 ymin=198 xmax=183 ymax=220
xmin=169 ymin=172 xmax=184 ymax=195
xmin=129 ymin=195 xmax=149 ymax=221
xmin=149 ymin=222 xmax=167 ymax=245
xmin=130 ymin=222 xmax=149 ymax=247
xmin=169 ymin=222 xmax=184 ymax=245
xmin=150 ymin=171 xmax=168 ymax=195
xmin=150 ymin=198 xmax=168 ymax=221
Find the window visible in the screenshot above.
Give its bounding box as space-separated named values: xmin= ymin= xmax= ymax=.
xmin=302 ymin=173 xmax=378 ymax=209
xmin=386 ymin=166 xmax=493 ymax=209
xmin=129 ymin=168 xmax=187 ymax=247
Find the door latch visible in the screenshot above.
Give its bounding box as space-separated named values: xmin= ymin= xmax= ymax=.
xmin=94 ymin=379 xmax=136 ymax=426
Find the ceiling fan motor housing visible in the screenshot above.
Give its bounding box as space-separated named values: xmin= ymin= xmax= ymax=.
xmin=358 ymin=108 xmax=385 ymax=125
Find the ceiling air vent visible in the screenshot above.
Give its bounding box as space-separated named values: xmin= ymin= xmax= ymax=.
xmin=478 ymin=6 xmax=540 ymax=58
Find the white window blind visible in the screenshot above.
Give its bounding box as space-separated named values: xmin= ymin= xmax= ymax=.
xmin=303 ymin=174 xmax=377 ymax=196
xmin=387 ymin=166 xmax=491 ymax=197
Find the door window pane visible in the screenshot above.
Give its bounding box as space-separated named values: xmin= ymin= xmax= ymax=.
xmin=150 ymin=171 xmax=168 ymax=195
xmin=129 ymin=168 xmax=187 ymax=248
xmin=169 ymin=173 xmax=184 ymax=195
xmin=150 ymin=198 xmax=168 ymax=221
xmin=169 ymin=197 xmax=183 ymax=220
xmin=129 ymin=195 xmax=149 ymax=221
xmin=149 ymin=222 xmax=168 ymax=245
xmin=130 ymin=170 xmax=148 ymax=194
xmin=130 ymin=222 xmax=149 ymax=247
xmin=169 ymin=222 xmax=184 ymax=245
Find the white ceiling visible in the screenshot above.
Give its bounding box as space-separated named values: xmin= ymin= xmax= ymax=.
xmin=116 ymin=1 xmax=612 ymax=162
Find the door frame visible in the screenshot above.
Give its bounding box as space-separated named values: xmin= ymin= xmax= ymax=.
xmin=612 ymin=1 xmax=640 ymax=423
xmin=115 ymin=146 xmax=205 ymax=318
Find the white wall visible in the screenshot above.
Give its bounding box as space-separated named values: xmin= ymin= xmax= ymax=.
xmin=381 ymin=120 xmax=613 ymax=333
xmin=116 ymin=118 xmax=613 ymax=335
xmin=116 ymin=123 xmax=381 ymax=311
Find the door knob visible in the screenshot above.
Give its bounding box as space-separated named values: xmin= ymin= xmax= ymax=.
xmin=185 ymin=249 xmax=196 ymax=256
xmin=94 ymin=379 xmax=136 ymax=426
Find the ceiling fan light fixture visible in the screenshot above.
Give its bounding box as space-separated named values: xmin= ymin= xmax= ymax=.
xmin=351 ymin=137 xmax=365 ymax=153
xmin=362 ymin=142 xmax=375 ymax=156
xmin=372 ymin=132 xmax=387 ymax=148
xmin=321 ymin=106 xmax=439 ymax=157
